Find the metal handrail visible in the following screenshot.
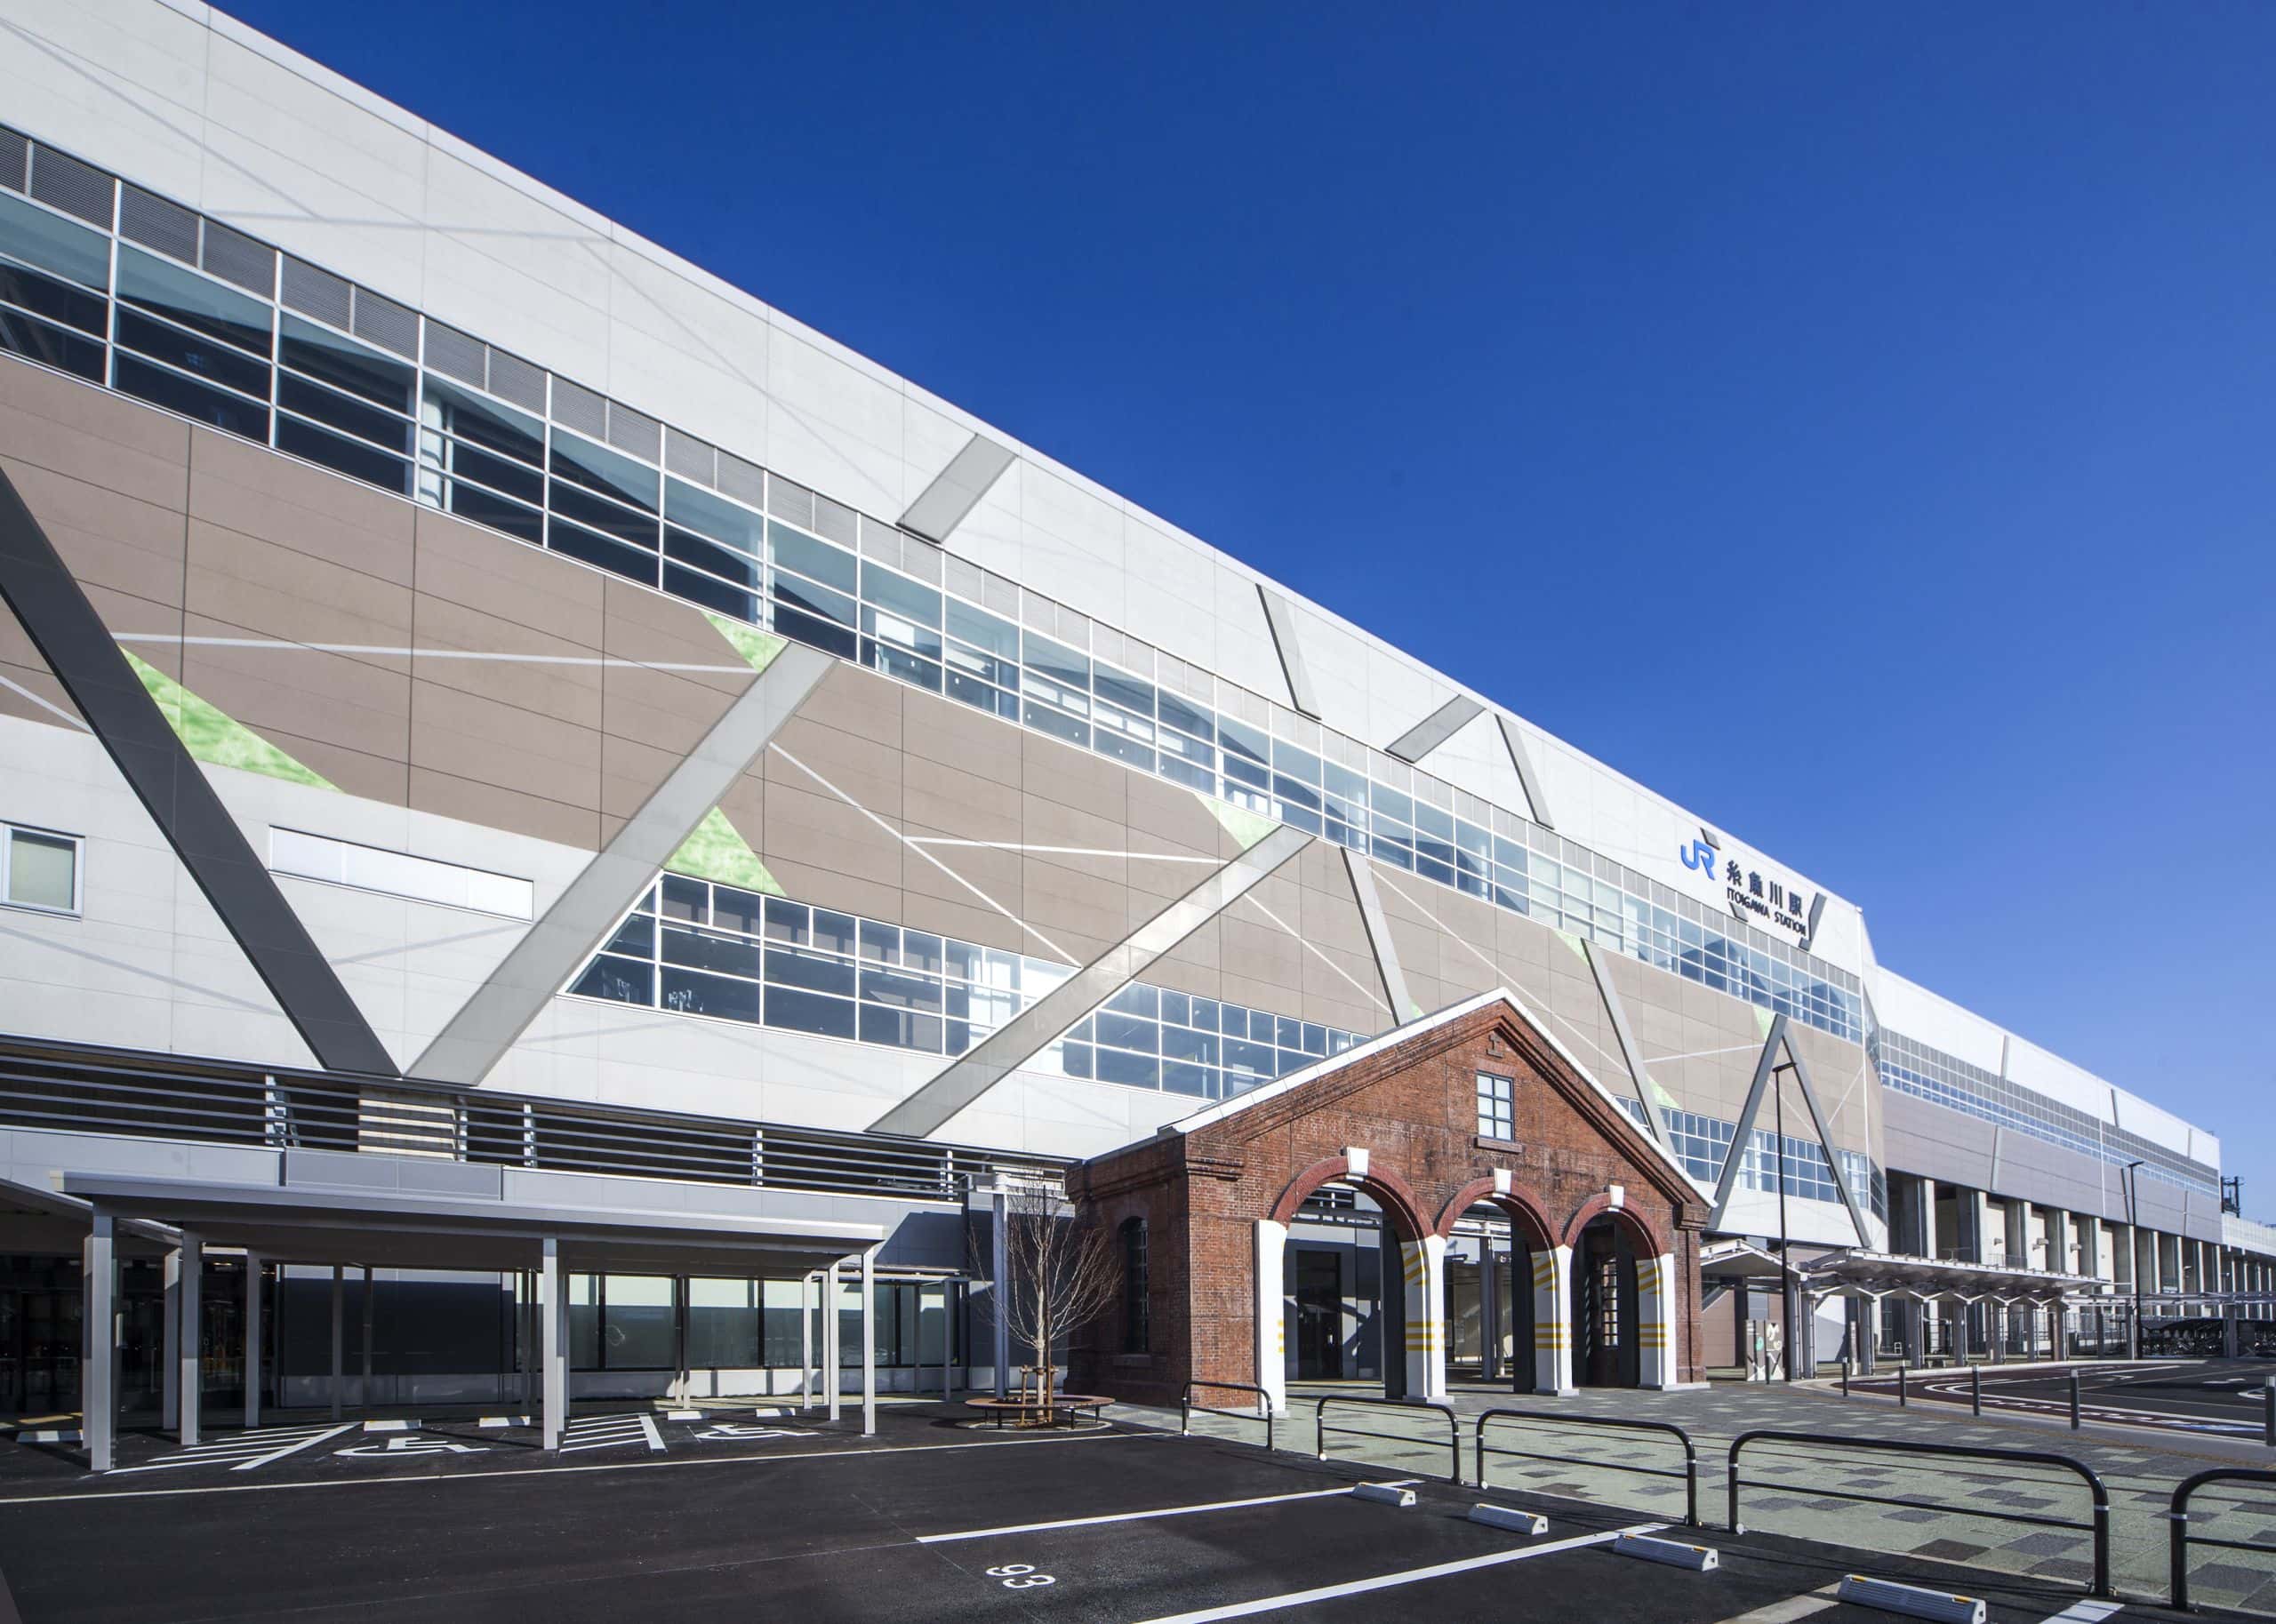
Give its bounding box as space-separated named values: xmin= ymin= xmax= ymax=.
xmin=2168 ymin=1468 xmax=2276 ymax=1612
xmin=1728 ymin=1429 xmax=2112 ymax=1599
xmin=1315 ymin=1395 xmax=1461 ymax=1484
xmin=1181 ymin=1380 xmax=1275 ymax=1453
xmin=1475 ymin=1407 xmax=1698 ymax=1526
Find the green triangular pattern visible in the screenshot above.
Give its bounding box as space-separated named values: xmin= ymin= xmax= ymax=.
xmin=702 ymin=611 xmax=787 ymax=675
xmin=1752 ymin=1006 xmax=1776 ymax=1041
xmin=1401 ymin=996 xmax=1426 ymax=1022
xmin=1199 ymin=793 xmax=1278 ymax=852
xmin=666 ymin=806 xmax=783 ymax=895
xmin=123 ymin=651 xmax=336 ymax=791
xmin=1648 ymin=1075 xmax=1680 ymax=1110
xmin=1554 ymin=928 xmax=1589 ymax=964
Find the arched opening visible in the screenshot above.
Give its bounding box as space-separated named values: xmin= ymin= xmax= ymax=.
xmin=1433 ymin=1184 xmax=1558 ymax=1395
xmin=1267 ymin=1157 xmax=1430 ymax=1405
xmin=1570 ymin=1214 xmax=1641 ymax=1388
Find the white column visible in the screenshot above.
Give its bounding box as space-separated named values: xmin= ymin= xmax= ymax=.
xmin=1410 ymin=1235 xmax=1447 ymax=1402
xmin=1639 ymin=1252 xmax=1679 ymax=1388
xmin=1254 ymin=1219 xmax=1286 ymax=1418
xmin=178 ymin=1228 xmax=202 ymax=1446
xmin=1536 ymin=1245 xmax=1575 ymax=1395
xmin=799 ymin=1272 xmax=814 ymax=1412
xmin=161 ymin=1246 xmax=180 ymax=1432
xmin=860 ymin=1247 xmax=877 ymax=1437
xmin=243 ymin=1252 xmax=261 ymax=1428
xmin=539 ymin=1238 xmax=563 ymax=1451
xmin=84 ymin=1211 xmax=115 ymax=1472
xmin=361 ymin=1265 xmax=376 ymax=1407
xmin=329 ymin=1267 xmax=344 ymax=1421
xmin=824 ymin=1260 xmax=842 ymax=1421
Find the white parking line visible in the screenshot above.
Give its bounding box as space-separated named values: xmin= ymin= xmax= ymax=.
xmin=559 ymin=1413 xmax=665 ymax=1454
xmin=1125 ymin=1520 xmax=1666 ymax=1622
xmin=107 ymin=1423 xmax=357 ymax=1476
xmin=2035 ymin=1601 xmax=2125 ymax=1624
xmin=1705 ymin=1587 xmax=1839 ymax=1624
xmin=918 ymin=1479 xmax=1423 ymax=1544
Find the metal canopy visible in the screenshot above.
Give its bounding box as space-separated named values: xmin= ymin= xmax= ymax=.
xmin=1797 ymin=1248 xmax=2099 ymax=1300
xmin=62 ymin=1170 xmax=883 ymax=1276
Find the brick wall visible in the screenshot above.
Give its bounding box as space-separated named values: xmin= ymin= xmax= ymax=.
xmin=1068 ymin=996 xmax=1705 ymax=1403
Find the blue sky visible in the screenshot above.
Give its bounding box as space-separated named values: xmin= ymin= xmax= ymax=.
xmin=225 ymin=2 xmax=2276 ymax=1198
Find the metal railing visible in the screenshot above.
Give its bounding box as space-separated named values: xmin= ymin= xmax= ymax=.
xmin=1475 ymin=1408 xmax=1698 ymax=1526
xmin=1728 ymin=1429 xmax=2112 ymax=1599
xmin=2169 ymin=1468 xmax=2276 ymax=1612
xmin=1181 ymin=1380 xmax=1275 ymax=1453
xmin=1315 ymin=1395 xmax=1461 ymax=1484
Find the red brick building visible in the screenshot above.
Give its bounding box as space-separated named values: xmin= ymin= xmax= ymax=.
xmin=1068 ymin=990 xmax=1704 ymax=1411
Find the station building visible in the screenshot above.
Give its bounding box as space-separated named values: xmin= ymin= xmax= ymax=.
xmin=0 ymin=2 xmax=2265 ymax=1462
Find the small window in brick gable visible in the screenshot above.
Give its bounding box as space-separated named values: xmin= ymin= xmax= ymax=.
xmin=1476 ymin=1071 xmax=1514 ymax=1140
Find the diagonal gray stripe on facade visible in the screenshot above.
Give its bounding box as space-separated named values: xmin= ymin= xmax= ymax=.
xmin=1496 ymin=711 xmax=1555 ymax=828
xmin=0 ymin=466 xmax=400 ymax=1077
xmin=1579 ymin=936 xmax=1671 ymax=1149
xmin=410 ymin=642 xmax=834 ymax=1086
xmin=898 ymin=433 xmax=1016 ymax=543
xmin=1384 ymin=694 xmax=1483 ymax=765
xmin=869 ymin=824 xmax=1315 ymax=1140
xmin=1255 ymin=587 xmax=1320 ymax=718
xmin=1340 ymin=846 xmax=1415 ymax=1022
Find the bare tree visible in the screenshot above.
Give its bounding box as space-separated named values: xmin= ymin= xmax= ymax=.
xmin=976 ymin=1178 xmax=1120 ymax=1396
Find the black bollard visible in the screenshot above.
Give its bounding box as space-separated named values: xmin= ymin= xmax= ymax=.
xmin=1897 ymin=1366 xmax=1907 ymax=1407
xmin=1971 ymin=1364 xmax=1982 ymax=1417
xmin=2070 ymin=1367 xmax=2082 ymax=1430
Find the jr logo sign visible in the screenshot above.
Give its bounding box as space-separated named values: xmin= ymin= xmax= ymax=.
xmin=1679 ymin=837 xmax=1717 ymax=874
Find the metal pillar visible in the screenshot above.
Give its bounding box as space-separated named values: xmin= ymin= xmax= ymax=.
xmin=161 ymin=1246 xmax=180 ymax=1432
xmin=799 ymin=1272 xmax=814 ymax=1413
xmin=178 ymin=1228 xmax=203 ymax=1446
xmin=244 ymin=1252 xmax=261 ymax=1428
xmin=361 ymin=1265 xmax=376 ymax=1406
xmin=539 ymin=1238 xmax=564 ymax=1451
xmin=329 ymin=1266 xmax=344 ymax=1421
xmin=860 ymin=1247 xmax=877 ymax=1437
xmin=990 ymin=1180 xmax=1011 ymax=1398
xmin=824 ymin=1260 xmax=842 ymax=1422
xmin=938 ymin=1281 xmax=952 ymax=1399
xmin=84 ymin=1210 xmax=115 ymax=1472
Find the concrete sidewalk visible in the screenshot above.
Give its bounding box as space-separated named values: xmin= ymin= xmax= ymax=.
xmin=1118 ymin=1379 xmax=2276 ymax=1612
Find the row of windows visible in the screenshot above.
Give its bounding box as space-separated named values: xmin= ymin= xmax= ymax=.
xmin=1613 ymin=1096 xmax=1887 ymax=1220
xmin=567 ymin=874 xmax=1363 ymax=1101
xmin=0 ymin=136 xmax=1871 ymax=1050
xmin=1875 ymin=1028 xmax=2217 ymax=1197
xmin=556 ymin=1275 xmax=952 ymax=1372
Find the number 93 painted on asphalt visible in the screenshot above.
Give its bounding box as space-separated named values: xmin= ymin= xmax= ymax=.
xmin=985 ymin=1564 xmax=1055 ymax=1589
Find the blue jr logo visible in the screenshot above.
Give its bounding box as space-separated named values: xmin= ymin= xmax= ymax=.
xmin=1679 ymin=838 xmax=1716 ymax=874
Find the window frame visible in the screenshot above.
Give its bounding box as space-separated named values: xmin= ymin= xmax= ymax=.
xmin=2 ymin=821 xmax=83 ymax=916
xmin=1475 ymin=1070 xmax=1515 ymax=1141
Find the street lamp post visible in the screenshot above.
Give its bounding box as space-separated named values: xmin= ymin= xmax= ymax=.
xmin=2122 ymin=1159 xmax=2146 ymax=1361
xmin=1773 ymin=1061 xmax=1794 ymax=1381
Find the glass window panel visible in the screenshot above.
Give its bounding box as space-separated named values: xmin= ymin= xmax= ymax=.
xmin=432 ymin=476 xmax=542 ymax=544
xmin=111 ymin=352 xmax=268 ymax=440
xmin=421 ymin=374 xmax=545 ymax=466
xmin=116 ymin=245 xmax=271 ymax=357
xmin=765 ymin=986 xmax=858 ymax=1041
xmin=1163 ymin=1026 xmax=1218 ymax=1066
xmin=944 ymin=598 xmax=1019 ymax=660
xmin=1157 ymin=692 xmax=1214 ymax=744
xmin=0 ymin=255 xmax=106 ymax=338
xmin=663 ymin=477 xmax=764 ymax=556
xmin=601 ymin=1276 xmax=676 ymax=1369
xmin=862 ymin=562 xmax=942 ymax=629
xmin=430 ymin=436 xmax=544 ymax=505
xmin=570 ymin=955 xmax=653 ymax=1004
xmin=550 ymin=477 xmax=660 ymax=548
xmin=660 ymin=965 xmax=760 ymax=1021
xmin=275 ymin=415 xmax=412 ymax=496
xmin=769 ymin=522 xmax=857 ymax=594
xmin=1022 ymin=634 xmax=1087 ymax=692
xmin=549 ymin=429 xmax=657 ymax=512
xmin=858 ymin=1003 xmax=942 ymax=1052
xmin=686 ymin=1278 xmax=759 ymax=1368
xmin=6 ymin=830 xmax=76 ymax=910
xmin=1094 ymin=1011 xmax=1158 ymax=1053
xmin=0 ymin=191 xmax=111 ymax=292
xmin=1094 ymin=1048 xmax=1159 ymax=1089
xmin=0 ymin=306 xmax=102 ymax=380
xmin=604 ymin=913 xmax=653 ymax=956
xmin=1093 ymin=665 xmax=1153 ymax=717
xmin=278 ymin=372 xmax=413 ymax=453
xmin=1022 ymin=699 xmax=1087 ymax=748
xmin=661 ymin=925 xmax=760 ymax=980
xmin=115 ymin=307 xmax=271 ymax=398
xmin=1217 ymin=714 xmax=1269 ymax=769
xmin=1163 ymin=1060 xmax=1213 ymax=1097
xmin=279 ymin=313 xmax=413 ymax=412
xmin=548 ymin=516 xmax=658 ymax=585
xmin=568 ymin=1275 xmax=601 ymax=1370
xmin=765 ymin=944 xmax=857 ymax=998
xmin=860 ymin=967 xmax=942 ymax=1015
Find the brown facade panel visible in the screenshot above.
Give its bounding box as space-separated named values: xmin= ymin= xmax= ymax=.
xmin=188 ymin=426 xmax=415 ymax=588
xmin=0 ymin=356 xmax=190 ymax=513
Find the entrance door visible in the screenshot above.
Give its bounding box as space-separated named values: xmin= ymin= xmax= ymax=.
xmin=1293 ymin=1251 xmax=1343 ymax=1380
xmin=18 ymin=1291 xmax=81 ymax=1415
xmin=1507 ymin=1238 xmax=1535 ymax=1393
xmin=1572 ymin=1218 xmax=1639 ymax=1388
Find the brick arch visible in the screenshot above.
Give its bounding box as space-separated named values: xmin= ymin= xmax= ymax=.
xmin=1561 ymin=1190 xmax=1671 ymax=1258
xmin=1268 ymin=1155 xmax=1430 ymax=1240
xmin=1431 ymin=1177 xmax=1557 ymax=1249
